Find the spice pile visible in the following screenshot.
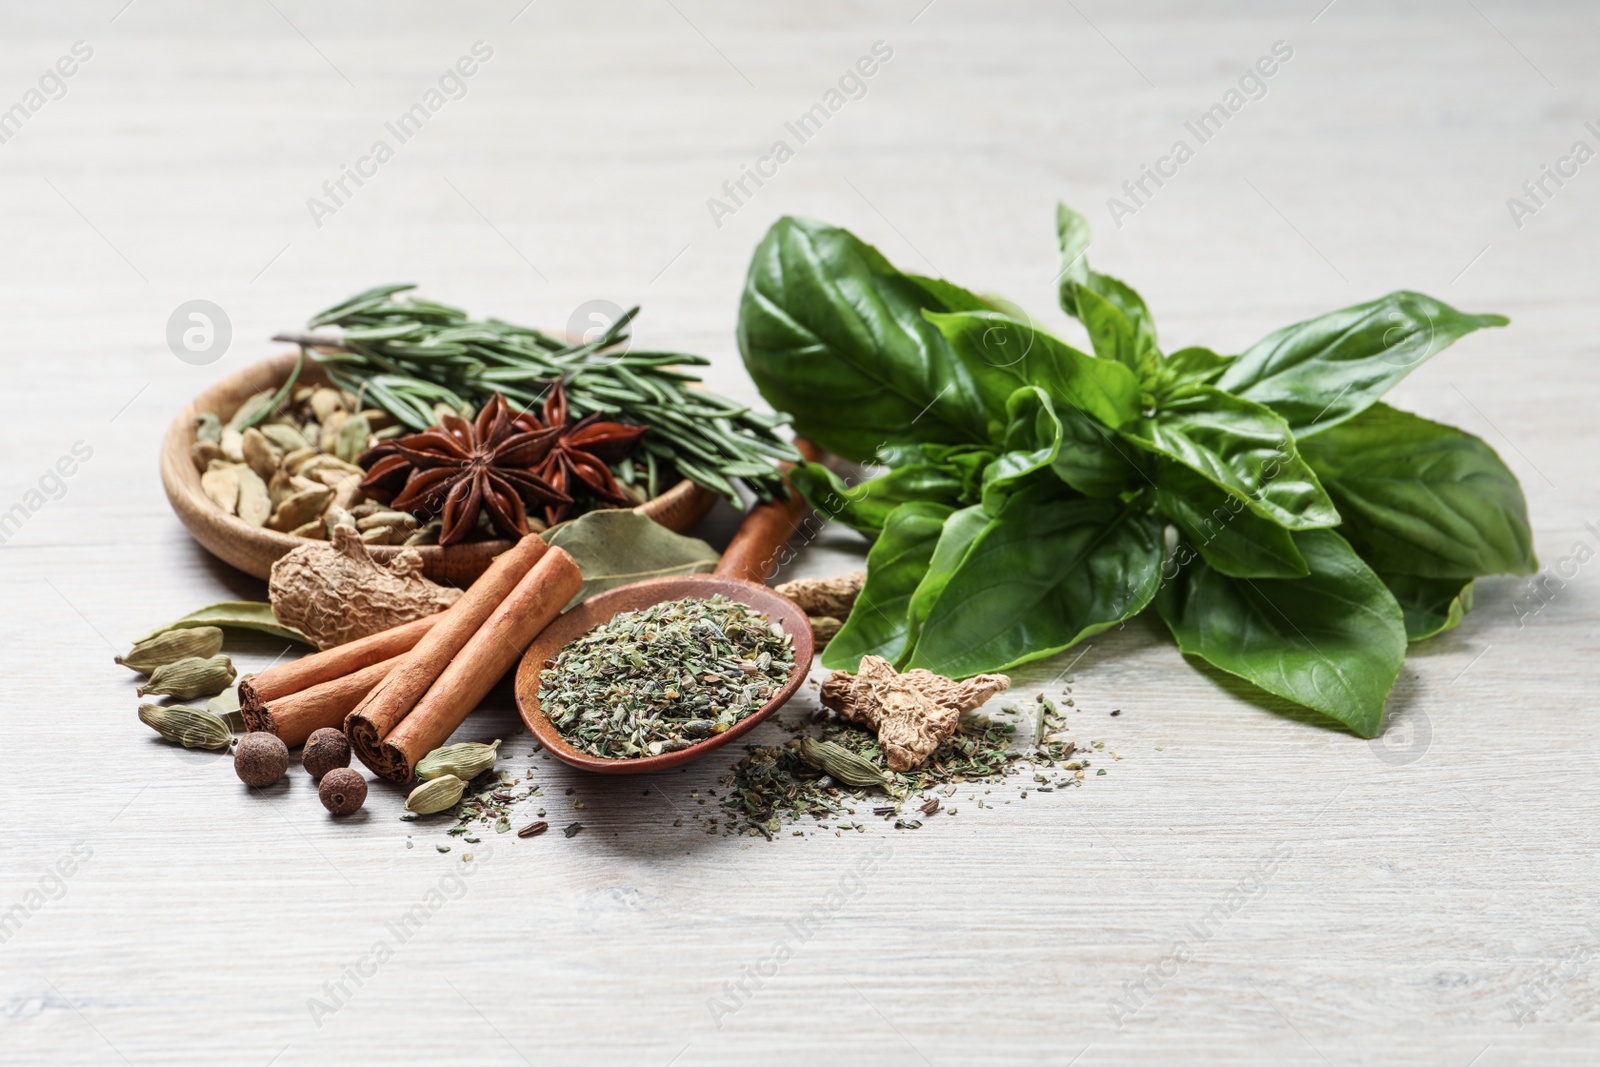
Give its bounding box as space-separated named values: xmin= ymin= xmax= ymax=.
xmin=540 ymin=595 xmax=796 ymax=759
xmin=707 ymin=688 xmax=1103 ymax=839
xmin=192 ymin=371 xmax=432 ymax=545
xmin=277 ymin=285 xmax=798 ymax=506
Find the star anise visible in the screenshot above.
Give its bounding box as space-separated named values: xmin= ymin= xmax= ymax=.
xmin=512 ymin=381 xmax=647 ymax=525
xmin=358 ymin=393 xmax=569 ymax=546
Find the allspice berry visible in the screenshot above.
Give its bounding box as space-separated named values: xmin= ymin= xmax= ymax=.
xmin=234 ymin=731 xmax=289 ymax=788
xmin=318 ymin=768 xmax=367 ymax=816
xmin=302 ymin=727 xmax=352 ymax=779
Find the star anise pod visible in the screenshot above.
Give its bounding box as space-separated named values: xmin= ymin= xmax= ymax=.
xmin=358 ymin=393 xmax=569 ymax=546
xmin=512 ymin=381 xmax=647 ymax=525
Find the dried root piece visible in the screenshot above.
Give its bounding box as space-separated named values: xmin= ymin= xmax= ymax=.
xmin=819 ymin=655 xmax=1010 ymax=772
xmin=269 ymin=524 xmax=463 ymax=649
xmin=775 ymin=572 xmax=865 ymax=619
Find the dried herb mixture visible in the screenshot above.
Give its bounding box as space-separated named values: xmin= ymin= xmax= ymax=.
xmin=541 ymin=595 xmax=795 ymax=759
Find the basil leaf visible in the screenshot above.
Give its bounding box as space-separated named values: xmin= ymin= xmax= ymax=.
xmin=738 ymin=216 xmax=998 ymax=461
xmin=1056 ymin=203 xmax=1158 ymax=342
xmin=1216 ymin=291 xmax=1509 ymax=436
xmin=981 ymin=386 xmax=1065 ymax=511
xmin=905 ymin=273 xmax=997 ymax=313
xmin=1156 ymin=529 xmax=1406 ymax=737
xmin=1123 ymin=386 xmax=1339 ymax=530
xmin=923 ymin=309 xmax=1142 ymax=430
xmin=1053 ymin=401 xmax=1147 ymax=498
xmin=900 ymin=503 xmax=992 ymax=665
xmin=1299 ymin=403 xmax=1537 ymax=578
xmin=1379 ymin=572 xmax=1474 ymax=642
xmin=1158 ymin=346 xmax=1234 ymax=396
xmin=822 ymin=502 xmax=954 ymax=671
xmin=1073 ymin=284 xmax=1159 ymax=381
xmin=789 ymin=462 xmax=970 ymax=541
xmin=905 ymin=488 xmax=1164 ymax=677
xmin=1154 ymin=464 xmax=1308 ymax=578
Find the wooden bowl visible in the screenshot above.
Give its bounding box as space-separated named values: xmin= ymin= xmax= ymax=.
xmin=514 ymin=575 xmax=814 ymax=775
xmin=160 ymin=352 xmax=717 ymax=585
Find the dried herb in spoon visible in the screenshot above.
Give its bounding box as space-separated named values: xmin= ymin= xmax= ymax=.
xmin=540 ymin=595 xmax=794 ymax=759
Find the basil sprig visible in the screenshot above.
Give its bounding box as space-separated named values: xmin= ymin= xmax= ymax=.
xmin=737 ymin=207 xmax=1534 ymax=737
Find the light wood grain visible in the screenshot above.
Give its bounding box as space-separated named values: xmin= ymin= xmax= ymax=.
xmin=1 ymin=2 xmax=1597 ymax=1065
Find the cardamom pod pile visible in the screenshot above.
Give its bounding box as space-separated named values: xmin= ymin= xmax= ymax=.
xmin=192 ymin=379 xmax=440 ymax=546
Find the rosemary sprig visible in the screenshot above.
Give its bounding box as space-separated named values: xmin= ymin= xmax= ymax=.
xmin=274 ymin=285 xmax=797 ymax=504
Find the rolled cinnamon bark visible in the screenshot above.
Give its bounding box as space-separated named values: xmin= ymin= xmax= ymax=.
xmin=241 ymin=653 xmax=405 ymax=747
xmin=239 ymin=613 xmax=440 ymax=709
xmin=346 ymin=535 xmax=551 ymax=776
xmin=373 ymin=546 xmax=582 ymax=782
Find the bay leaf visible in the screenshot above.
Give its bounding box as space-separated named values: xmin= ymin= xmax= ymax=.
xmin=543 ymin=509 xmax=719 ymax=606
xmin=135 ymin=601 xmax=312 ymax=646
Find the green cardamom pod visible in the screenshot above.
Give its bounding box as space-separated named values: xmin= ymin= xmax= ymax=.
xmin=136 ymin=654 xmax=237 ymax=700
xmin=195 ymin=412 xmax=222 ymax=446
xmin=116 ymin=626 xmax=225 ymax=675
xmin=798 ymin=736 xmax=888 ymax=788
xmin=138 ymin=703 xmax=233 ymax=750
xmin=415 ymin=739 xmax=501 ymax=782
xmin=405 ymin=774 xmax=467 ymax=814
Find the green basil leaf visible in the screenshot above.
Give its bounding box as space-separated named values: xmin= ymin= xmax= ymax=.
xmin=738 ymin=216 xmax=998 ymax=461
xmin=1056 ymin=200 xmax=1093 ymax=301
xmin=997 ymin=385 xmax=1146 ymax=500
xmin=1073 ymin=284 xmax=1159 ymax=380
xmin=905 ymin=488 xmax=1165 ymax=677
xmin=1379 ymin=573 xmax=1474 ymax=642
xmin=1216 ymin=291 xmax=1509 ymax=436
xmin=1299 ymin=404 xmax=1536 ymax=578
xmin=1154 ymin=464 xmax=1308 ymax=578
xmin=1052 ymin=401 xmax=1148 ymax=498
xmin=822 ymin=502 xmax=955 ymax=670
xmin=789 ymin=461 xmax=970 ymax=540
xmin=905 ymin=273 xmax=997 ymax=313
xmin=1155 ymin=529 xmax=1406 ymax=737
xmin=1123 ymin=386 xmax=1339 ymax=530
xmin=900 ymin=503 xmax=993 ymax=665
xmin=1158 ymin=346 xmax=1234 ymax=395
xmin=1055 ymin=203 xmax=1160 ymax=373
xmin=981 ymin=386 xmax=1065 ymax=511
xmin=923 ymin=309 xmax=1142 ymax=430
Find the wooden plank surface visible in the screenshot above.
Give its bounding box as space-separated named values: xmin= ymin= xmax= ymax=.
xmin=1 ymin=2 xmax=1596 ymax=1064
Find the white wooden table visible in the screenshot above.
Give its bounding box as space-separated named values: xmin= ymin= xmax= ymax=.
xmin=2 ymin=2 xmax=1595 ymax=1063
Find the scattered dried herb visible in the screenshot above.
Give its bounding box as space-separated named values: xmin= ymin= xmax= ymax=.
xmin=714 ymin=686 xmax=1100 ymax=839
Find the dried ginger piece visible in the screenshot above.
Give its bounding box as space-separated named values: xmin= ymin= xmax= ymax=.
xmin=819 ymin=655 xmax=1010 ymax=771
xmin=269 ymin=524 xmax=462 ymax=649
xmin=775 ymin=572 xmax=865 ymax=619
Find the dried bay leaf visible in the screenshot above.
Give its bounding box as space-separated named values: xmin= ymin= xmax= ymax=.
xmin=135 ymin=601 xmax=312 ymax=646
xmin=543 ymin=509 xmax=719 ymax=606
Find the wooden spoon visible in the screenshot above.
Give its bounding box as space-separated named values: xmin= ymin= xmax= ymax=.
xmin=514 ymin=448 xmax=820 ymax=774
xmin=513 ymin=574 xmax=813 ymax=774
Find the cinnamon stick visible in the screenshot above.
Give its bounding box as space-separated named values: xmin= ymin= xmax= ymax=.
xmin=375 ymin=546 xmax=582 ymax=782
xmin=346 ymin=534 xmax=551 ymax=777
xmin=241 ymin=653 xmax=404 ymax=747
xmin=239 ymin=613 xmax=440 ymax=709
xmin=715 ymin=438 xmax=822 ymax=584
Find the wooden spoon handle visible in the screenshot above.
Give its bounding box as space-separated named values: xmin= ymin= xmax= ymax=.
xmin=714 ymin=439 xmax=822 ymax=585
